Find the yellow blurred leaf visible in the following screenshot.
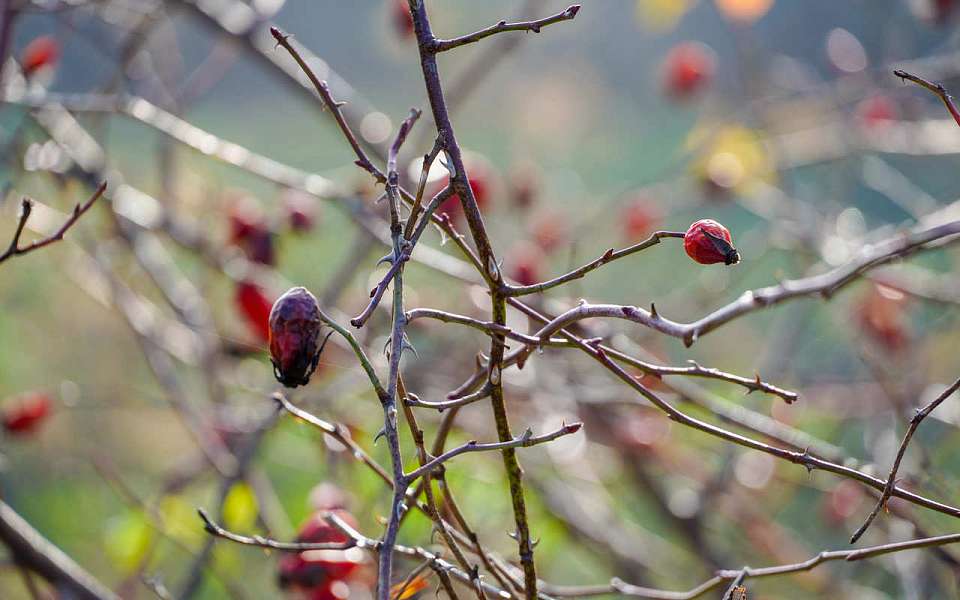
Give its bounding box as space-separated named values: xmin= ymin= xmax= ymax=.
xmin=689 ymin=124 xmax=775 ymax=193
xmin=223 ymin=482 xmax=259 ymax=531
xmin=715 ymin=0 xmax=773 ymax=23
xmin=103 ymin=511 xmax=153 ymax=573
xmin=159 ymin=495 xmax=204 ymax=545
xmin=636 ymin=0 xmax=694 ymax=32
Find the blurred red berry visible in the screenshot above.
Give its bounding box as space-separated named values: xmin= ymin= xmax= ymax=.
xmin=269 ymin=286 xmax=326 ymax=388
xmin=391 ymin=0 xmax=415 ymax=38
xmin=278 ymin=510 xmax=363 ymax=592
xmin=507 ymin=162 xmax=541 ymax=210
xmin=21 ymin=36 xmax=59 ymax=76
xmin=509 ymin=241 xmax=546 ymax=287
xmin=661 ymin=42 xmax=715 ymax=101
xmin=855 ymin=284 xmax=911 ymax=352
xmin=821 ymin=480 xmax=865 ymax=526
xmin=683 ymin=219 xmax=740 ymax=265
xmin=228 ymin=196 xmax=276 ymax=265
xmin=3 ymin=392 xmax=52 ymax=435
xmin=621 ymin=198 xmax=662 ymax=242
xmin=281 ymin=189 xmax=318 ymax=233
xmin=430 ymin=155 xmax=495 ymax=222
xmin=236 ymin=280 xmax=273 ymax=345
xmin=530 ymin=213 xmax=567 ymax=254
xmin=856 ymin=94 xmax=899 ymax=130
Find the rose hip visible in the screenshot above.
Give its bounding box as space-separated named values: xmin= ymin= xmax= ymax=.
xmin=683 ymin=219 xmax=740 ymax=265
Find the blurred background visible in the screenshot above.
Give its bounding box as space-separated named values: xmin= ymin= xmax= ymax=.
xmin=2 ymin=0 xmax=960 ymax=598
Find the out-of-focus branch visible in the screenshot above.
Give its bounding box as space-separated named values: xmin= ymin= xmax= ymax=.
xmin=431 ymin=5 xmax=581 ymax=53
xmin=850 ymin=376 xmax=960 ymax=543
xmin=895 ymin=69 xmax=960 ymax=129
xmin=0 ymin=183 xmax=106 ymax=264
xmin=0 ymin=499 xmax=120 ymax=600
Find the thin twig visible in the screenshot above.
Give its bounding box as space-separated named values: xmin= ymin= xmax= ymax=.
xmin=404 ymin=422 xmax=583 ymax=483
xmin=544 ymin=532 xmax=960 ymax=599
xmin=270 ymin=27 xmax=382 ymax=179
xmin=431 ymin=5 xmax=581 ymax=53
xmin=849 ymin=376 xmax=960 ymax=543
xmin=501 ymin=231 xmax=685 ymax=296
xmin=895 ymin=69 xmax=960 ymax=129
xmin=0 ymin=182 xmax=106 ymax=264
xmin=197 ymin=509 xmax=354 ymax=552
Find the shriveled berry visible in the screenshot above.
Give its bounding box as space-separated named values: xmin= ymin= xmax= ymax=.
xmin=269 ymin=287 xmax=328 ymax=388
xmin=236 ymin=281 xmax=274 ymax=344
xmin=21 ymin=36 xmax=59 ymax=76
xmin=683 ymin=219 xmax=740 ymax=265
xmin=3 ymin=392 xmax=52 ymax=435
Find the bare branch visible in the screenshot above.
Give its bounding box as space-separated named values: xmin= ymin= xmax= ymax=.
xmin=431 ymin=5 xmax=581 ymax=53
xmin=532 ymin=220 xmax=960 ymax=347
xmin=197 ymin=509 xmax=354 ymax=552
xmin=502 ymin=231 xmax=686 ymax=296
xmin=895 ymin=69 xmax=960 ymax=129
xmin=849 ymin=376 xmax=960 ymax=543
xmin=404 ymin=422 xmax=583 ymax=483
xmin=0 ymin=182 xmax=106 ymax=265
xmin=270 ymin=27 xmax=383 ymax=180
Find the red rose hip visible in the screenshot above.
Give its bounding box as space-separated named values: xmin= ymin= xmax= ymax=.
xmin=269 ymin=287 xmax=328 ymax=388
xmin=683 ymin=219 xmax=740 ymax=265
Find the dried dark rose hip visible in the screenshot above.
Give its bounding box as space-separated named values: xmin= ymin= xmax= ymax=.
xmin=269 ymin=287 xmax=329 ymax=388
xmin=683 ymin=219 xmax=741 ymax=265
